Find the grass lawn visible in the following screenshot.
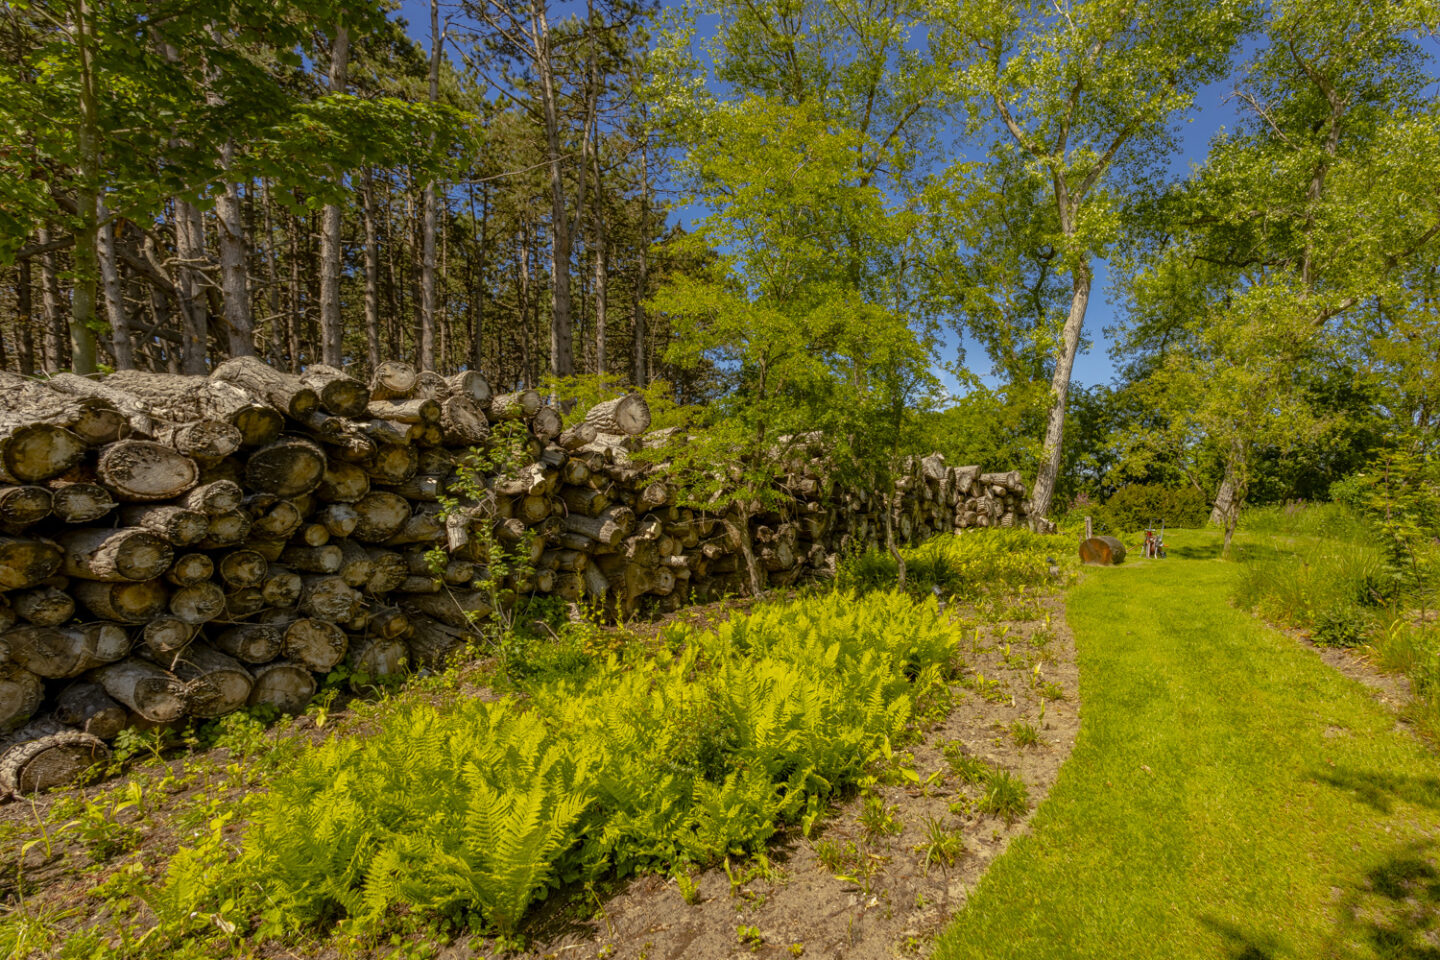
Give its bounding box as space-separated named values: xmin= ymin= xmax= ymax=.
xmin=934 ymin=528 xmax=1440 ymax=960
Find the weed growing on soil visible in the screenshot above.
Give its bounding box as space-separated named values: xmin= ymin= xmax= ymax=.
xmin=979 ymin=768 xmax=1030 ymax=823
xmin=944 ymin=743 xmax=991 ymax=784
xmin=916 ymin=816 xmax=965 ymax=873
xmin=1010 ymin=720 xmax=1041 ymax=748
xmin=737 ymin=924 xmax=763 ymax=948
xmin=859 ymin=794 xmax=904 ymax=841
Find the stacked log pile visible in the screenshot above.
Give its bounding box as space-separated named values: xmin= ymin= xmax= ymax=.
xmin=0 ymin=359 xmax=1041 ymax=796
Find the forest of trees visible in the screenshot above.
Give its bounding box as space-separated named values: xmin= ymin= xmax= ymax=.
xmin=3 ymin=0 xmax=1438 ymax=528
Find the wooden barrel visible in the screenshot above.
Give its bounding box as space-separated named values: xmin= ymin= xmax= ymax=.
xmin=1079 ymin=536 xmax=1126 ymax=566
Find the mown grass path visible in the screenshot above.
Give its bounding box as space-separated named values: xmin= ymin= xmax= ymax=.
xmin=935 ymin=531 xmax=1440 ymax=960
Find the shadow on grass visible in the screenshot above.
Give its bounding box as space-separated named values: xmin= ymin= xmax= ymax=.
xmin=1202 ymin=843 xmax=1440 ymax=960
xmin=1165 ymin=542 xmax=1225 ymax=561
xmin=1311 ymin=767 xmax=1440 ymax=816
xmin=1330 ymin=841 xmax=1440 ymax=959
xmin=1200 ymin=916 xmax=1277 ymax=959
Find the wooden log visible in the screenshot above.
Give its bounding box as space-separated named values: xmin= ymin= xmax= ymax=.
xmin=561 ymin=484 xmax=610 ymax=517
xmin=364 ymin=547 xmax=408 ymax=593
xmin=165 ymin=552 xmax=214 ymax=587
xmin=531 ymin=406 xmax=563 ymax=442
xmin=347 ymin=634 xmax=409 ymax=681
xmin=260 ymin=614 xmax=349 ymax=671
xmin=299 ymin=574 xmax=361 ymax=620
xmin=7 ymin=624 xmax=131 ymax=678
xmin=316 ymin=458 xmax=372 ymax=504
xmin=564 ymin=506 xmax=634 ymax=547
xmin=223 ymin=586 xmax=266 ymax=619
xmin=316 ymin=502 xmax=360 ymax=538
xmin=386 ymin=503 xmax=446 ymax=546
xmin=558 ymin=421 xmax=598 ymax=451
xmin=352 ymin=490 xmax=412 ymax=542
xmin=260 ymin=566 xmax=304 ymax=607
xmin=92 ymin=659 xmax=186 ymax=722
xmin=447 ymin=370 xmax=491 ymax=406
xmin=300 ymin=364 xmax=370 ymax=417
xmin=212 ymin=623 xmax=282 ymax=664
xmin=58 ymin=528 xmax=173 ymax=582
xmin=249 ymin=498 xmax=304 ymax=539
xmin=118 ymin=504 xmax=209 ymax=546
xmin=0 ymin=721 xmax=110 ymax=795
xmin=48 ymin=481 xmax=114 ymax=522
xmin=584 ymin=394 xmax=651 ymax=436
xmin=104 ymin=370 xmax=285 ymax=447
xmin=247 ymin=661 xmax=316 ymax=714
xmin=73 ymin=579 xmax=168 ymax=622
xmin=405 ymin=615 xmax=467 ymax=671
xmin=201 ymin=508 xmax=252 ymax=547
xmin=330 ymin=539 xmax=374 ymax=588
xmin=1079 ymin=536 xmax=1126 ymax=566
xmin=139 ymin=617 xmax=195 ymax=659
xmin=179 ymin=479 xmax=244 ymax=515
xmin=0 ymin=486 xmax=52 ymax=527
xmin=0 ymin=663 xmax=44 ymax=734
xmin=212 ymin=356 xmax=319 ymax=419
xmin=490 ymin=389 xmax=541 ymax=420
xmin=367 ymin=398 xmax=440 ymax=424
xmin=360 ymin=442 xmax=419 ymax=484
xmin=96 ymin=440 xmax=198 ymax=502
xmin=370 ymin=361 xmax=418 ymax=401
xmin=439 ymin=394 xmax=491 ymax=446
xmin=279 ymin=543 xmax=341 ymax=574
xmin=172 ymin=644 xmax=253 ymax=718
xmin=12 ymin=586 xmax=75 ymax=626
xmin=0 ymin=415 xmax=89 ymax=483
xmin=54 ymin=682 xmax=127 ymax=740
xmin=245 ymin=437 xmax=326 ymax=498
xmin=218 ymin=548 xmax=269 ymax=587
xmin=399 ymin=590 xmax=492 ymax=628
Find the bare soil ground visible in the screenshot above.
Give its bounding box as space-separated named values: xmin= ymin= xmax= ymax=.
xmin=0 ymin=590 xmax=1080 ymax=959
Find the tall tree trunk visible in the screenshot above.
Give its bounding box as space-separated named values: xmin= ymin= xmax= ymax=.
xmin=418 ymin=0 xmax=441 ymax=373
xmin=532 ymin=1 xmax=576 ymax=378
xmin=592 ymin=150 xmax=607 ymax=376
xmin=96 ymin=198 xmax=133 ymax=369
xmin=215 ymin=155 xmax=253 ymax=357
xmin=1028 ymin=263 xmax=1092 ymax=524
xmin=261 ymin=179 xmax=283 ymax=361
xmin=173 ymin=199 xmax=209 ymax=374
xmin=287 ymin=208 xmax=303 ymax=372
xmin=362 ymin=168 xmax=381 ymax=372
xmin=633 ymin=138 xmax=650 ymax=387
xmin=319 ymin=21 xmax=349 ymax=367
xmin=37 ymin=227 xmax=66 ymax=372
xmin=69 ymin=0 xmax=101 ymax=374
xmin=469 ymin=179 xmax=489 ymax=375
xmin=517 ymin=228 xmax=532 ymax=388
xmin=16 ymin=259 xmax=35 ymax=375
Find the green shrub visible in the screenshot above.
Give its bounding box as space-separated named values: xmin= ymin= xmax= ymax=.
xmin=837 ymin=531 xmax=1059 ymax=600
xmin=1099 ymin=484 xmax=1208 ymax=533
xmin=159 ymin=591 xmax=959 ymax=941
xmin=1241 ymin=502 xmax=1372 ymax=542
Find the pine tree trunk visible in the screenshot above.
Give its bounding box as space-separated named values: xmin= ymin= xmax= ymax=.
xmin=319 ymin=21 xmax=350 ymax=367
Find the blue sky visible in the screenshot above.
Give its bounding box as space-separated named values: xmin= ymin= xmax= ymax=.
xmin=390 ymin=3 xmax=1275 ymax=393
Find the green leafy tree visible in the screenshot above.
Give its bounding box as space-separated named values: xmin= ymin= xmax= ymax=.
xmin=931 ymin=0 xmax=1254 ymax=524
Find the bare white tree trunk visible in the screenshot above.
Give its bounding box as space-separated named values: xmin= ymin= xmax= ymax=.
xmin=418 ymin=0 xmax=440 ymax=372
xmin=1028 ymin=265 xmax=1092 ymax=523
xmin=96 ymin=197 xmax=133 ymax=369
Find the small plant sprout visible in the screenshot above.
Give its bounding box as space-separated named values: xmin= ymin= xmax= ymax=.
xmin=980 ymin=768 xmax=1031 ymax=824
xmin=859 ymin=794 xmax=903 ymax=841
xmin=789 ymin=943 xmax=806 ymax=957
xmin=1011 ymin=720 xmax=1041 ymax=747
xmin=916 ymin=816 xmax=965 ymax=873
xmin=675 ymin=872 xmax=701 ymax=905
xmin=737 ymin=924 xmax=763 ymax=949
xmin=944 ymin=742 xmax=991 ymax=784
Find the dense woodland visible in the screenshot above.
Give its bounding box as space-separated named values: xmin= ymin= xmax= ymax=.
xmin=2 ymin=0 xmax=1439 ymax=530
